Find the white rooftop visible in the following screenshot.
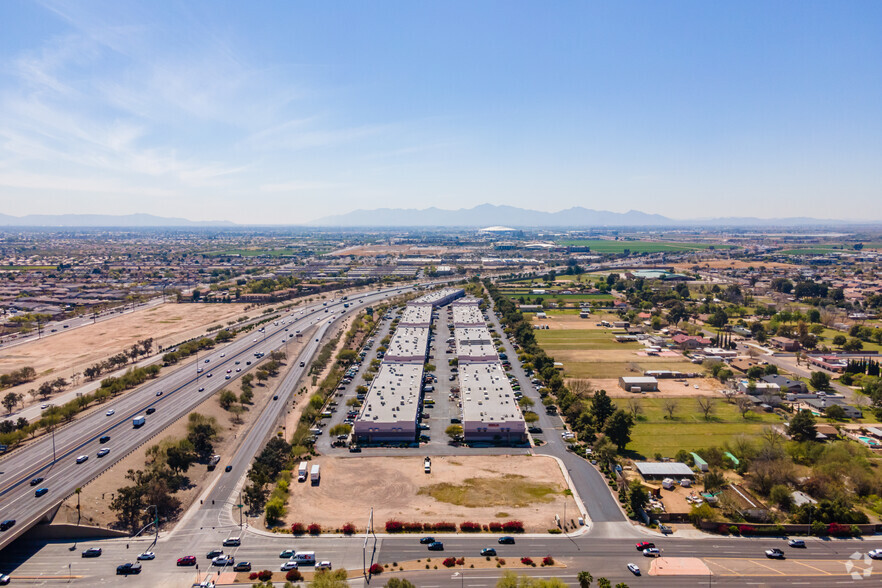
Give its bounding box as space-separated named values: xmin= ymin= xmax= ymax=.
xmin=459 ymin=363 xmax=525 ymax=425
xmin=399 ymin=305 xmax=432 ymax=326
xmin=452 ymin=304 xmax=484 ymax=326
xmin=455 ymin=326 xmax=497 ymax=360
xmin=385 ymin=326 xmax=430 ymax=361
xmin=357 ymin=362 xmax=424 ymax=424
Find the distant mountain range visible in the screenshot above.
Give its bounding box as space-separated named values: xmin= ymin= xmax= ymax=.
xmin=308 ymin=204 xmax=864 ymax=228
xmin=0 ymin=213 xmax=234 ymax=227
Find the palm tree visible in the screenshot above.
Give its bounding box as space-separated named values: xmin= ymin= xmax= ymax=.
xmin=578 ymin=570 xmax=593 ymax=587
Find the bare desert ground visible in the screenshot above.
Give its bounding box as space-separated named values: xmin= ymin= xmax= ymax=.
xmin=0 ymin=302 xmax=250 ymax=400
xmin=282 ymin=455 xmax=579 ymax=533
xmin=586 ymin=377 xmax=724 ymax=398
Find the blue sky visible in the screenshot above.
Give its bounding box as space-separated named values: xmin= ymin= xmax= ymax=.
xmin=0 ymin=0 xmax=880 ymax=224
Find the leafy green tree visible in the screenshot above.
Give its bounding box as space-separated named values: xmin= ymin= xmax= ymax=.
xmin=577 ymin=571 xmax=593 ymax=588
xmin=628 ymin=479 xmax=649 ymax=514
xmin=788 ymin=409 xmax=817 ymax=443
xmin=603 ymin=410 xmax=634 ymax=451
xmin=809 ymin=372 xmax=830 ymax=391
xmin=832 ymin=334 xmax=847 ymax=346
xmin=310 ymin=569 xmax=349 ymax=588
xmin=445 ymin=424 xmax=463 ymax=440
xmin=590 ymin=390 xmax=615 ymax=429
xmin=702 ymin=469 xmax=727 ymax=493
xmin=384 ymin=580 xmax=417 ymax=588
xmin=218 ymin=389 xmax=237 ymax=410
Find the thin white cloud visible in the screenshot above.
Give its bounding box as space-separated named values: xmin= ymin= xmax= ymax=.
xmin=260 ymin=180 xmax=348 ymax=193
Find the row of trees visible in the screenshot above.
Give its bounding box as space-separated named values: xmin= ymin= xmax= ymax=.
xmin=0 ymin=366 xmax=37 ymax=390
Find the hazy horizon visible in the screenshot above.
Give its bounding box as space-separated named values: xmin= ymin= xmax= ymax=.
xmin=1 ymin=1 xmax=880 ymax=223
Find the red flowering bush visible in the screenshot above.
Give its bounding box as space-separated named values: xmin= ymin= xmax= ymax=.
xmin=502 ymin=520 xmax=524 ymax=533
xmin=460 ymin=521 xmax=481 ymax=532
xmin=385 ymin=520 xmax=404 ymax=533
xmin=286 ymin=569 xmax=303 ymax=581
xmin=290 ymin=522 xmax=306 ymax=535
xmin=257 ymin=570 xmax=273 ymax=581
xmin=308 ymin=523 xmax=321 ymax=536
xmin=369 ymin=563 xmax=384 ymax=575
xmin=521 ymin=557 xmax=534 ymax=566
xmin=248 ymin=572 xmax=258 ymax=580
xmin=542 ymin=556 xmax=554 ymax=566
xmin=342 ymin=523 xmax=356 ymax=535
xmin=443 ymin=557 xmax=457 ymax=568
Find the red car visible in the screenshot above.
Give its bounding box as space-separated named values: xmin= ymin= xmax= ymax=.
xmin=177 ymin=555 xmax=197 ymax=566
xmin=636 ymin=542 xmax=655 ymax=551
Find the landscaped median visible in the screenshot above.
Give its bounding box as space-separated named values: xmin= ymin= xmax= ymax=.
xmin=232 ymin=555 xmax=566 ymax=584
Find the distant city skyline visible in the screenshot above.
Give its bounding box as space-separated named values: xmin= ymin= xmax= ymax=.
xmin=0 ymin=1 xmax=880 ymax=224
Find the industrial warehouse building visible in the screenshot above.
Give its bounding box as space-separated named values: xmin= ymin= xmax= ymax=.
xmin=353 ymin=363 xmax=424 ymax=444
xmin=454 ymin=326 xmax=499 ymax=363
xmin=618 ymin=376 xmax=659 ymax=392
xmin=398 ymin=304 xmax=433 ymax=327
xmin=411 ymin=288 xmax=464 ymax=307
xmin=451 ymin=298 xmax=485 ymax=327
xmin=383 ymin=326 xmax=431 ymax=363
xmin=459 ymin=362 xmax=527 ymax=444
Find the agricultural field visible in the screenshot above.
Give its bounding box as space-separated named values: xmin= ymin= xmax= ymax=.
xmin=203 ymin=248 xmax=299 ymax=257
xmin=555 ymin=240 xmax=733 ymax=254
xmin=625 ymin=397 xmax=784 ymax=459
xmin=536 ymin=329 xmax=641 ymax=351
xmin=777 ymin=247 xmax=847 ymax=255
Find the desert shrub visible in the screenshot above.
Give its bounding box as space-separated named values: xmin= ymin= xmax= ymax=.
xmin=369 ymin=563 xmax=384 ymax=575
xmin=286 ymin=569 xmax=303 ymax=582
xmin=542 ymin=556 xmax=554 ymax=566
xmin=249 ymin=572 xmax=258 ymax=580
xmin=521 ymin=557 xmax=534 ymax=566
xmin=456 ymin=557 xmax=464 ymax=566
xmin=342 ymin=523 xmax=356 ymax=535
xmin=258 ymin=570 xmax=273 ymax=581
xmin=443 ymin=557 xmax=457 ymax=568
xmin=502 ymin=520 xmax=524 ymax=533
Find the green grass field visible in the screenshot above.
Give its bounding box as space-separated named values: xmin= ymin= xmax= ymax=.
xmin=777 ymin=248 xmax=844 ymax=255
xmin=555 ymin=240 xmax=733 ymax=254
xmin=536 ymin=329 xmax=639 ymax=351
xmin=626 ymin=398 xmax=783 ymax=458
xmin=0 ymin=265 xmax=56 ymax=270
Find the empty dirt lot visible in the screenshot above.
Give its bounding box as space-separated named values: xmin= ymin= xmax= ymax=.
xmin=283 ymin=455 xmax=579 ymax=533
xmin=0 ymin=302 xmax=250 ymax=398
xmin=589 ymin=377 xmax=724 ymax=398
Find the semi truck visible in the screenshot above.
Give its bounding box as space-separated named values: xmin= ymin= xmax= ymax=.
xmin=132 ymin=415 xmax=146 ymax=428
xmin=310 ymin=464 xmax=321 ymax=485
xmin=298 ymin=461 xmax=309 ymax=482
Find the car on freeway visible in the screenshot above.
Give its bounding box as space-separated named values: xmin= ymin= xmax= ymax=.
xmin=197 ymin=367 xmax=203 ymax=373
xmin=30 ymin=477 xmax=44 ymax=486
xmin=105 ymin=409 xmax=115 ymax=416
xmin=280 ymin=550 xmax=296 ymax=558
xmin=198 ymin=387 xmax=205 ymax=392
xmin=82 ymin=547 xmax=102 ymax=557
xmin=40 ymin=404 xmax=49 ymax=409
xmin=419 ymin=537 xmax=435 ymax=544
xmin=498 ymin=536 xmax=516 ymax=544
xmin=316 ymin=561 xmax=332 ymax=570
xmin=427 ymin=541 xmax=444 ymax=551
xmin=212 ymin=555 xmax=234 ymax=566
xmin=236 ymin=368 xmax=241 ymax=372
xmin=765 ymin=548 xmax=785 ymax=559
xmin=788 ymin=539 xmax=806 ymax=548
xmin=156 ymin=390 xmax=163 ymax=396
xmin=235 ymin=361 xmax=240 ymax=364
xmin=116 ymin=562 xmax=142 ymax=575
xmin=225 ymin=465 xmax=233 ymax=472
xmin=220 ymin=353 xmax=225 ymax=357
xmin=627 ymin=563 xmax=640 ymax=576
xmin=227 ymin=369 xmax=232 ymax=373
xmin=97 ymin=448 xmax=110 ymax=458
xmin=246 ymin=361 xmax=251 ymax=365
xmin=206 ymin=373 xmax=212 ymax=378
xmin=643 ymin=547 xmax=661 ymax=557
xmin=868 ymin=549 xmax=882 ymax=560
xmin=223 ymin=537 xmax=240 ymax=546
xmin=480 ymin=548 xmax=496 ymax=556
xmin=0 ymin=520 xmax=15 ymax=531
xmin=234 ymin=562 xmax=251 ymax=572
xmin=0 ymin=573 xmax=9 ymax=585
xmin=146 ymin=407 xmax=156 ymax=414
xmin=205 ymin=359 xmax=210 ymax=363
xmin=137 ymin=552 xmax=155 ymax=560
xmin=225 ymin=375 xmax=231 ymax=379
xmin=177 ymin=556 xmax=197 ymax=566
xmin=34 ymin=487 xmax=49 ymax=497
xmin=636 ymin=541 xmax=655 ymax=550
xmin=253 ymin=338 xmax=258 ymax=342
xmin=273 ymin=395 xmax=278 ymax=400
xmin=99 ymin=435 xmax=110 ymax=443
xmin=281 ymin=561 xmax=299 ymax=571
xmin=206 ymin=549 xmax=223 ymax=559
xmin=75 ymin=454 xmax=89 ymax=464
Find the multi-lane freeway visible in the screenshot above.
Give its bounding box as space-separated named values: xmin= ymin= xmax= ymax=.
xmin=0 ymin=284 xmax=417 ymax=552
